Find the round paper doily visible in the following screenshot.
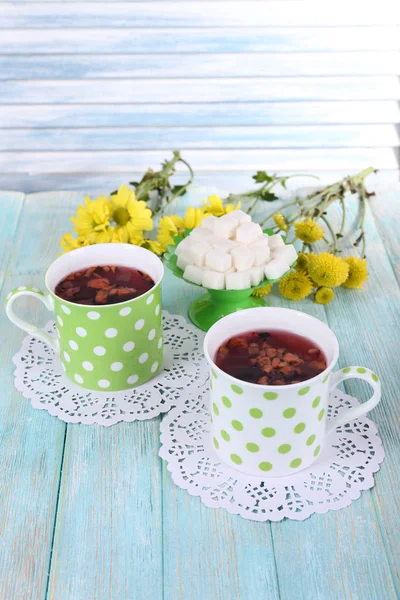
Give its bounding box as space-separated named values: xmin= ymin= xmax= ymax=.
xmin=13 ymin=311 xmax=207 ymax=425
xmin=159 ymin=384 xmax=385 ymax=521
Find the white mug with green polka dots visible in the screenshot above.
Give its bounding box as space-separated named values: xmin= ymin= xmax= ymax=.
xmin=6 ymin=243 xmax=164 ymax=392
xmin=204 ymin=307 xmax=381 ymax=477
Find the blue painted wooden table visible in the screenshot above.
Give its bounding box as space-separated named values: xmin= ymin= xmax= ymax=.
xmin=0 ymin=186 xmax=399 ymax=600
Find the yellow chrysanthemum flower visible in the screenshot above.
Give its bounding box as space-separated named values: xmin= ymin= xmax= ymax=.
xmin=278 ymin=271 xmax=313 ymax=301
xmin=203 ymin=194 xmax=241 ymax=217
xmin=307 ymin=252 xmax=349 ymax=287
xmin=182 ymin=206 xmax=206 ymax=229
xmin=315 ymin=287 xmax=335 ymax=305
xmin=295 ymin=252 xmax=309 ymax=272
xmin=294 ymin=218 xmax=325 ymax=243
xmin=109 ymin=185 xmax=153 ymax=243
xmin=252 ymin=284 xmax=272 ymax=297
xmin=273 ymin=213 xmax=288 ymax=232
xmin=343 ymin=256 xmax=368 ymax=289
xmin=70 ymin=195 xmax=111 ymax=238
xmin=60 ymin=232 xmax=91 ymax=253
xmin=157 ymin=216 xmax=180 ymax=253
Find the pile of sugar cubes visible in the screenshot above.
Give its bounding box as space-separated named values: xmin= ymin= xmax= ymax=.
xmin=175 ymin=210 xmax=297 ymax=290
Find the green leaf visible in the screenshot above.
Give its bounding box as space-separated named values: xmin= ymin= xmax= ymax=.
xmin=171 ymin=185 xmax=186 ymax=197
xmin=260 ymin=191 xmax=279 ymax=202
xmin=129 ymin=181 xmax=140 ymax=188
xmin=253 ymin=171 xmax=274 ymax=184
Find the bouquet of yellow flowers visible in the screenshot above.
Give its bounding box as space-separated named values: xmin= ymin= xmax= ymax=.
xmin=60 ymin=152 xmax=373 ymax=306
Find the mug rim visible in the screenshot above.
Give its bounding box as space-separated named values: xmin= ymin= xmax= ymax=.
xmin=203 ymin=307 xmax=339 ymax=391
xmin=45 ymin=243 xmax=164 ymax=309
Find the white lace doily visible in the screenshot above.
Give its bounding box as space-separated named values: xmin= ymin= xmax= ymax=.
xmin=159 ymin=384 xmax=385 ymax=521
xmin=13 ymin=311 xmax=207 ymax=425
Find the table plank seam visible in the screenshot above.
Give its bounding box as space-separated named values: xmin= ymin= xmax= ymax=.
xmin=44 ymin=425 xmax=68 ymax=600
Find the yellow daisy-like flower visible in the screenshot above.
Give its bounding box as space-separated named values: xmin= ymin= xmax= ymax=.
xmin=252 ymin=284 xmax=272 ymax=297
xmin=70 ymin=195 xmax=111 ymax=238
xmin=343 ymin=256 xmax=368 ymax=289
xmin=203 ymin=194 xmax=241 ymax=217
xmin=182 ymin=206 xmax=207 ymax=229
xmin=110 ymin=185 xmax=153 ymax=243
xmin=273 ymin=213 xmax=288 ymax=232
xmin=315 ymin=287 xmax=335 ymax=305
xmin=156 ymin=216 xmax=180 ymax=253
xmin=60 ymin=232 xmax=91 ymax=253
xmin=295 ymin=252 xmax=309 ymax=272
xmin=307 ymin=252 xmax=349 ymax=288
xmin=278 ymin=271 xmax=313 ymax=301
xmin=294 ymin=218 xmax=325 ymax=243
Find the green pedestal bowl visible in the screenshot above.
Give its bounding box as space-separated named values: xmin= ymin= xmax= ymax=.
xmin=164 ymin=231 xmax=294 ymax=332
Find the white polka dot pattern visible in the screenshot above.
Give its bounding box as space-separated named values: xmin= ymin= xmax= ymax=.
xmin=87 ymin=311 xmax=100 ymax=320
xmin=135 ymin=319 xmax=144 ymax=331
xmin=105 ymin=328 xmax=118 ymax=338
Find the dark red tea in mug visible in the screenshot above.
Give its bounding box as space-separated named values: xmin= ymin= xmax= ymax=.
xmin=55 ymin=265 xmax=155 ymax=305
xmin=215 ymin=330 xmax=327 ymax=386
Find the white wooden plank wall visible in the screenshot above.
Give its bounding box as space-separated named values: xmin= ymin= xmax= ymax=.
xmin=0 ymin=0 xmax=399 ymax=194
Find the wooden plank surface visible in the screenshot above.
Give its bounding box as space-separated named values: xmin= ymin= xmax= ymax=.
xmin=1 ymin=185 xmax=400 ymax=599
xmin=2 ymin=53 xmax=399 ymax=79
xmin=2 ymin=102 xmax=398 ymax=129
xmin=0 ymin=170 xmax=398 ymax=197
xmin=0 ymin=149 xmax=397 ymax=174
xmin=1 ymin=27 xmax=398 ymax=54
xmin=0 ymin=1 xmax=396 ymax=28
xmin=2 ymin=125 xmax=398 ymax=152
xmin=0 ymin=193 xmax=67 ymax=600
xmin=2 ymin=78 xmax=399 ymax=104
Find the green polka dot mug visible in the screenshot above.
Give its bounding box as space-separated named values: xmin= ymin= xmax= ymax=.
xmin=204 ymin=307 xmax=381 ymax=477
xmin=6 ymin=243 xmax=164 ymax=392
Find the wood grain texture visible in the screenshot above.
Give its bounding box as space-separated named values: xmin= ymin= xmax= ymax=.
xmin=0 ymin=1 xmax=396 ymax=28
xmin=1 ymin=186 xmax=400 ymax=599
xmin=2 ymin=102 xmax=399 ymax=129
xmin=0 ymin=170 xmax=398 ymax=196
xmin=2 ymin=52 xmax=399 ymax=79
xmin=0 ymin=193 xmax=66 ymax=600
xmin=0 ymin=148 xmax=397 ymax=174
xmin=2 ymin=78 xmax=399 ymax=104
xmin=1 ymin=27 xmax=398 ymax=54
xmin=2 ymin=125 xmax=398 ymax=152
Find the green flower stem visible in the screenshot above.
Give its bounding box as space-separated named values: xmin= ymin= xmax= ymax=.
xmin=320 ymin=215 xmax=337 ymax=254
xmin=339 ymin=196 xmax=346 ymax=236
xmin=358 ymin=184 xmax=367 ymax=258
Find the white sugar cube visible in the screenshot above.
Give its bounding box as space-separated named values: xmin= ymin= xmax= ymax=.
xmin=183 ymin=265 xmax=204 ymax=285
xmin=231 ymin=246 xmax=255 ymax=272
xmin=249 ymin=266 xmax=264 ymax=287
xmin=211 ymin=238 xmax=238 ymax=253
xmin=202 ymin=269 xmax=225 ymax=290
xmin=205 ymin=249 xmax=232 ymax=273
xmin=213 ymin=215 xmax=238 ymax=239
xmin=177 ymin=254 xmax=192 ymax=271
xmin=189 ymin=241 xmax=212 ymax=267
xmin=254 ymin=235 xmax=270 ymax=249
xmin=236 ymin=222 xmax=263 ymax=245
xmin=175 ymin=237 xmax=192 ymax=256
xmin=226 ymin=271 xmax=251 ymax=290
xmin=249 ymin=241 xmax=271 ymax=266
xmin=228 ymin=210 xmax=252 ymax=224
xmin=267 ymin=233 xmax=285 ymax=250
xmin=189 ymin=228 xmax=210 ymax=242
xmin=264 ymin=258 xmax=289 ymax=280
xmin=200 ymin=215 xmax=218 ymax=231
xmin=273 ymin=244 xmax=298 ymax=265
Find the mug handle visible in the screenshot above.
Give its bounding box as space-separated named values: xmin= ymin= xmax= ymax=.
xmin=5 ymin=286 xmax=59 ymax=353
xmin=326 ymin=367 xmax=381 ymax=435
